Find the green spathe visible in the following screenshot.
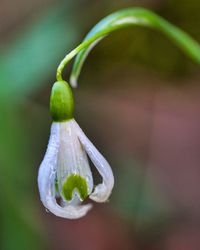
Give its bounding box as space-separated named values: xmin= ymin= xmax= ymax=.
xmin=62 ymin=174 xmax=88 ymax=201
xmin=50 ymin=81 xmax=74 ymax=121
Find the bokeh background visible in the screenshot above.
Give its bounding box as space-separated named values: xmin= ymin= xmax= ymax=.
xmin=1 ymin=0 xmax=200 ymax=249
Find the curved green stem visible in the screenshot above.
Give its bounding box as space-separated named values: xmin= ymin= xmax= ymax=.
xmin=56 ymin=7 xmax=200 ymax=85
xmin=56 ymin=33 xmax=107 ymax=81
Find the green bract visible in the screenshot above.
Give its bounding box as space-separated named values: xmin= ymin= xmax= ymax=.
xmin=50 ymin=81 xmax=74 ymax=122
xmin=62 ymin=174 xmax=88 ymax=201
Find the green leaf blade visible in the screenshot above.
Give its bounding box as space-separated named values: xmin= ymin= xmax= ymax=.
xmin=64 ymin=7 xmax=200 ymax=86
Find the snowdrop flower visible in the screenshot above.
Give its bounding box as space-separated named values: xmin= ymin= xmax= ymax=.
xmin=38 ymin=81 xmax=114 ymax=219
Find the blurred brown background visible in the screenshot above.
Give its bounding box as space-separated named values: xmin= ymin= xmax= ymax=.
xmin=0 ymin=0 xmax=200 ymax=250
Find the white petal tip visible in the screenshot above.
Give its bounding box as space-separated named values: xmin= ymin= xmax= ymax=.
xmin=89 ymin=183 xmax=113 ymax=203
xmin=45 ymin=199 xmax=93 ymax=219
xmin=70 ymin=75 xmax=78 ymax=88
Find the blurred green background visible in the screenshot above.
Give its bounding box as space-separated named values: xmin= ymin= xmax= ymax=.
xmin=1 ymin=0 xmax=200 ymax=249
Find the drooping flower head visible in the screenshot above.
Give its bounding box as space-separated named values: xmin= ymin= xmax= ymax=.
xmin=38 ymin=81 xmax=114 ymax=219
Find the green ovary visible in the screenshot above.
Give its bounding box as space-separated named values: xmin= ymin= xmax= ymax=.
xmin=50 ymin=81 xmax=74 ymax=122
xmin=62 ymin=174 xmax=88 ymax=201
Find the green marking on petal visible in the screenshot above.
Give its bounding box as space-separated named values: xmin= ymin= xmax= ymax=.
xmin=55 ymin=177 xmax=59 ymax=193
xmin=50 ymin=81 xmax=74 ymax=122
xmin=62 ymin=174 xmax=88 ymax=201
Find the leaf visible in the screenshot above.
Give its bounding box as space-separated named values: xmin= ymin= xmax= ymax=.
xmin=56 ymin=7 xmax=200 ymax=86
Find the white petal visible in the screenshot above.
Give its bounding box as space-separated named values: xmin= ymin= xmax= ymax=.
xmin=38 ymin=122 xmax=60 ymax=203
xmin=38 ymin=122 xmax=91 ymax=219
xmin=57 ymin=120 xmax=93 ymax=199
xmin=73 ymin=120 xmax=114 ymax=202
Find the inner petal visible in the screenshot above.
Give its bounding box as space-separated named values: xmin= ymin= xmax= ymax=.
xmin=56 ymin=120 xmax=93 ymax=201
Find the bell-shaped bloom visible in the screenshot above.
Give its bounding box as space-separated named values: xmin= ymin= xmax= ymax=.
xmin=38 ymin=81 xmax=114 ymax=219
